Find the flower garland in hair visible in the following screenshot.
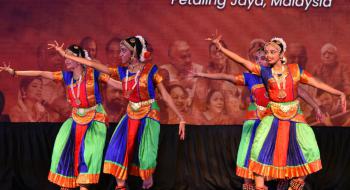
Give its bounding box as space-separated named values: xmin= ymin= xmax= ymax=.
xmin=271 ymin=37 xmax=287 ymax=53
xmin=135 ymin=35 xmax=151 ymax=62
xmin=83 ymin=50 xmax=92 ymax=60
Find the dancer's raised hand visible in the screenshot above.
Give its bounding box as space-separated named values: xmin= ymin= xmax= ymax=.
xmin=48 ymin=41 xmax=65 ymax=57
xmin=205 ymin=29 xmax=223 ymax=50
xmin=0 ymin=62 xmax=15 ymax=75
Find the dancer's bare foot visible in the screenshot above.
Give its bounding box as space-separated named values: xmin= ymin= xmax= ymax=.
xmin=142 ymin=176 xmax=153 ymax=189
xmin=116 ymin=179 xmax=126 ymax=190
xmin=255 ymin=186 xmax=268 ymax=190
xmin=115 ymin=186 xmax=127 ymax=190
xmin=79 ymin=184 xmax=89 ymax=190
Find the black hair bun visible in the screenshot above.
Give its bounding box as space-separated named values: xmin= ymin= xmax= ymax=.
xmin=67 ymin=44 xmax=85 ymax=58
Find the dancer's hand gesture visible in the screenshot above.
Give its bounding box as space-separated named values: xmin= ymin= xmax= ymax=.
xmin=48 ymin=41 xmax=65 ymax=57
xmin=0 ymin=62 xmax=15 ymax=75
xmin=179 ymin=120 xmax=186 ymax=140
xmin=205 ymin=30 xmax=223 ymax=51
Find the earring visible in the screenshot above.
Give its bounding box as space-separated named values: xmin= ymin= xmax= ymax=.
xmin=281 ymin=57 xmax=287 ymax=64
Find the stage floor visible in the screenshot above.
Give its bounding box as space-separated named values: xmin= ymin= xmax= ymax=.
xmin=0 ymin=123 xmax=349 ymax=190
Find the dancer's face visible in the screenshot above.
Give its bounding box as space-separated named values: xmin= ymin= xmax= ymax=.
xmin=254 ymin=50 xmax=268 ymax=67
xmin=265 ymin=45 xmax=281 ymax=66
xmin=208 ymin=91 xmax=225 ymax=113
xmin=119 ymin=44 xmax=132 ymax=64
xmin=170 ymin=86 xmax=188 ymax=112
xmin=64 ymin=58 xmax=80 ymax=71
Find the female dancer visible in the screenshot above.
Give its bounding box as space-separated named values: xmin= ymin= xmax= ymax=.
xmin=207 ymin=34 xmax=346 ymax=190
xmin=1 ymin=45 xmax=121 ymax=190
xmin=192 ymin=40 xmax=323 ymax=190
xmin=49 ymin=35 xmax=186 ymax=189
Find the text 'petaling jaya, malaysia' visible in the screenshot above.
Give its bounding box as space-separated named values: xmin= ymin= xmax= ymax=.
xmin=170 ymin=0 xmax=333 ymax=10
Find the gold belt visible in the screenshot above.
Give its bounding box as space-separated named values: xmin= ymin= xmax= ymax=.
xmin=255 ymin=103 xmax=267 ymax=119
xmin=269 ymin=100 xmax=299 ymax=120
xmin=73 ymin=105 xmax=98 ymax=115
xmin=256 ymin=103 xmax=267 ymax=112
xmin=129 ymin=99 xmax=155 ymax=111
xmin=71 ymin=105 xmax=98 ymax=125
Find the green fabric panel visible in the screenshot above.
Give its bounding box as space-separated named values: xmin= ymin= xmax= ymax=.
xmin=83 ymin=121 xmax=107 ymax=174
xmin=96 ymin=104 xmax=107 ymax=114
xmin=50 ymin=118 xmax=73 ymax=172
xmin=151 ymin=101 xmax=160 ymax=111
xmin=296 ymin=122 xmax=321 ymax=163
xmin=236 ymin=120 xmax=256 ymax=167
xmin=138 ymin=118 xmax=160 ymax=170
xmin=247 ymin=103 xmax=257 ymax=111
xmin=250 ymin=116 xmax=274 ymax=161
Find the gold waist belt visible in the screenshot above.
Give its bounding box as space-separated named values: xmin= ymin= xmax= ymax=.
xmin=72 ymin=105 xmax=98 ymax=125
xmin=129 ymin=99 xmax=155 ymax=111
xmin=269 ymin=100 xmax=299 ymax=120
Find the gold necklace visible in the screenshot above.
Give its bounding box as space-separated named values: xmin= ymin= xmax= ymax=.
xmin=124 ymin=64 xmax=144 ymax=99
xmin=272 ymin=65 xmax=288 ymax=99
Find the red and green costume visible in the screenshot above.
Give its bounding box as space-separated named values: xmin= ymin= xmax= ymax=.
xmin=104 ymin=62 xmax=163 ymax=181
xmin=248 ymin=63 xmax=322 ymax=179
xmin=48 ymin=67 xmax=109 ymax=188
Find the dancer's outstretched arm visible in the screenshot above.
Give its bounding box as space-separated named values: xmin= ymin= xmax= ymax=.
xmin=0 ymin=64 xmax=55 ymax=80
xmin=191 ymin=71 xmax=243 ymax=85
xmin=157 ymin=82 xmax=186 ymax=140
xmin=48 ymin=41 xmax=111 ymax=74
xmin=305 ymin=75 xmax=346 ymax=112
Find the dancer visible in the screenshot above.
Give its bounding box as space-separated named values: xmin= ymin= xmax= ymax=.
xmin=49 ymin=35 xmax=186 ymax=189
xmin=192 ymin=40 xmax=323 ymax=190
xmin=206 ymin=34 xmax=346 ymax=190
xmin=1 ymin=45 xmax=122 ymax=190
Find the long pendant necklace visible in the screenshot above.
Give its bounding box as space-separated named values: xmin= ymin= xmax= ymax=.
xmin=125 ymin=66 xmax=141 ymax=99
xmin=272 ymin=65 xmax=288 ymax=99
xmin=70 ymin=74 xmax=82 ymax=105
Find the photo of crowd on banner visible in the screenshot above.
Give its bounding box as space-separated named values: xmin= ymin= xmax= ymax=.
xmin=1 ymin=35 xmax=349 ymax=126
